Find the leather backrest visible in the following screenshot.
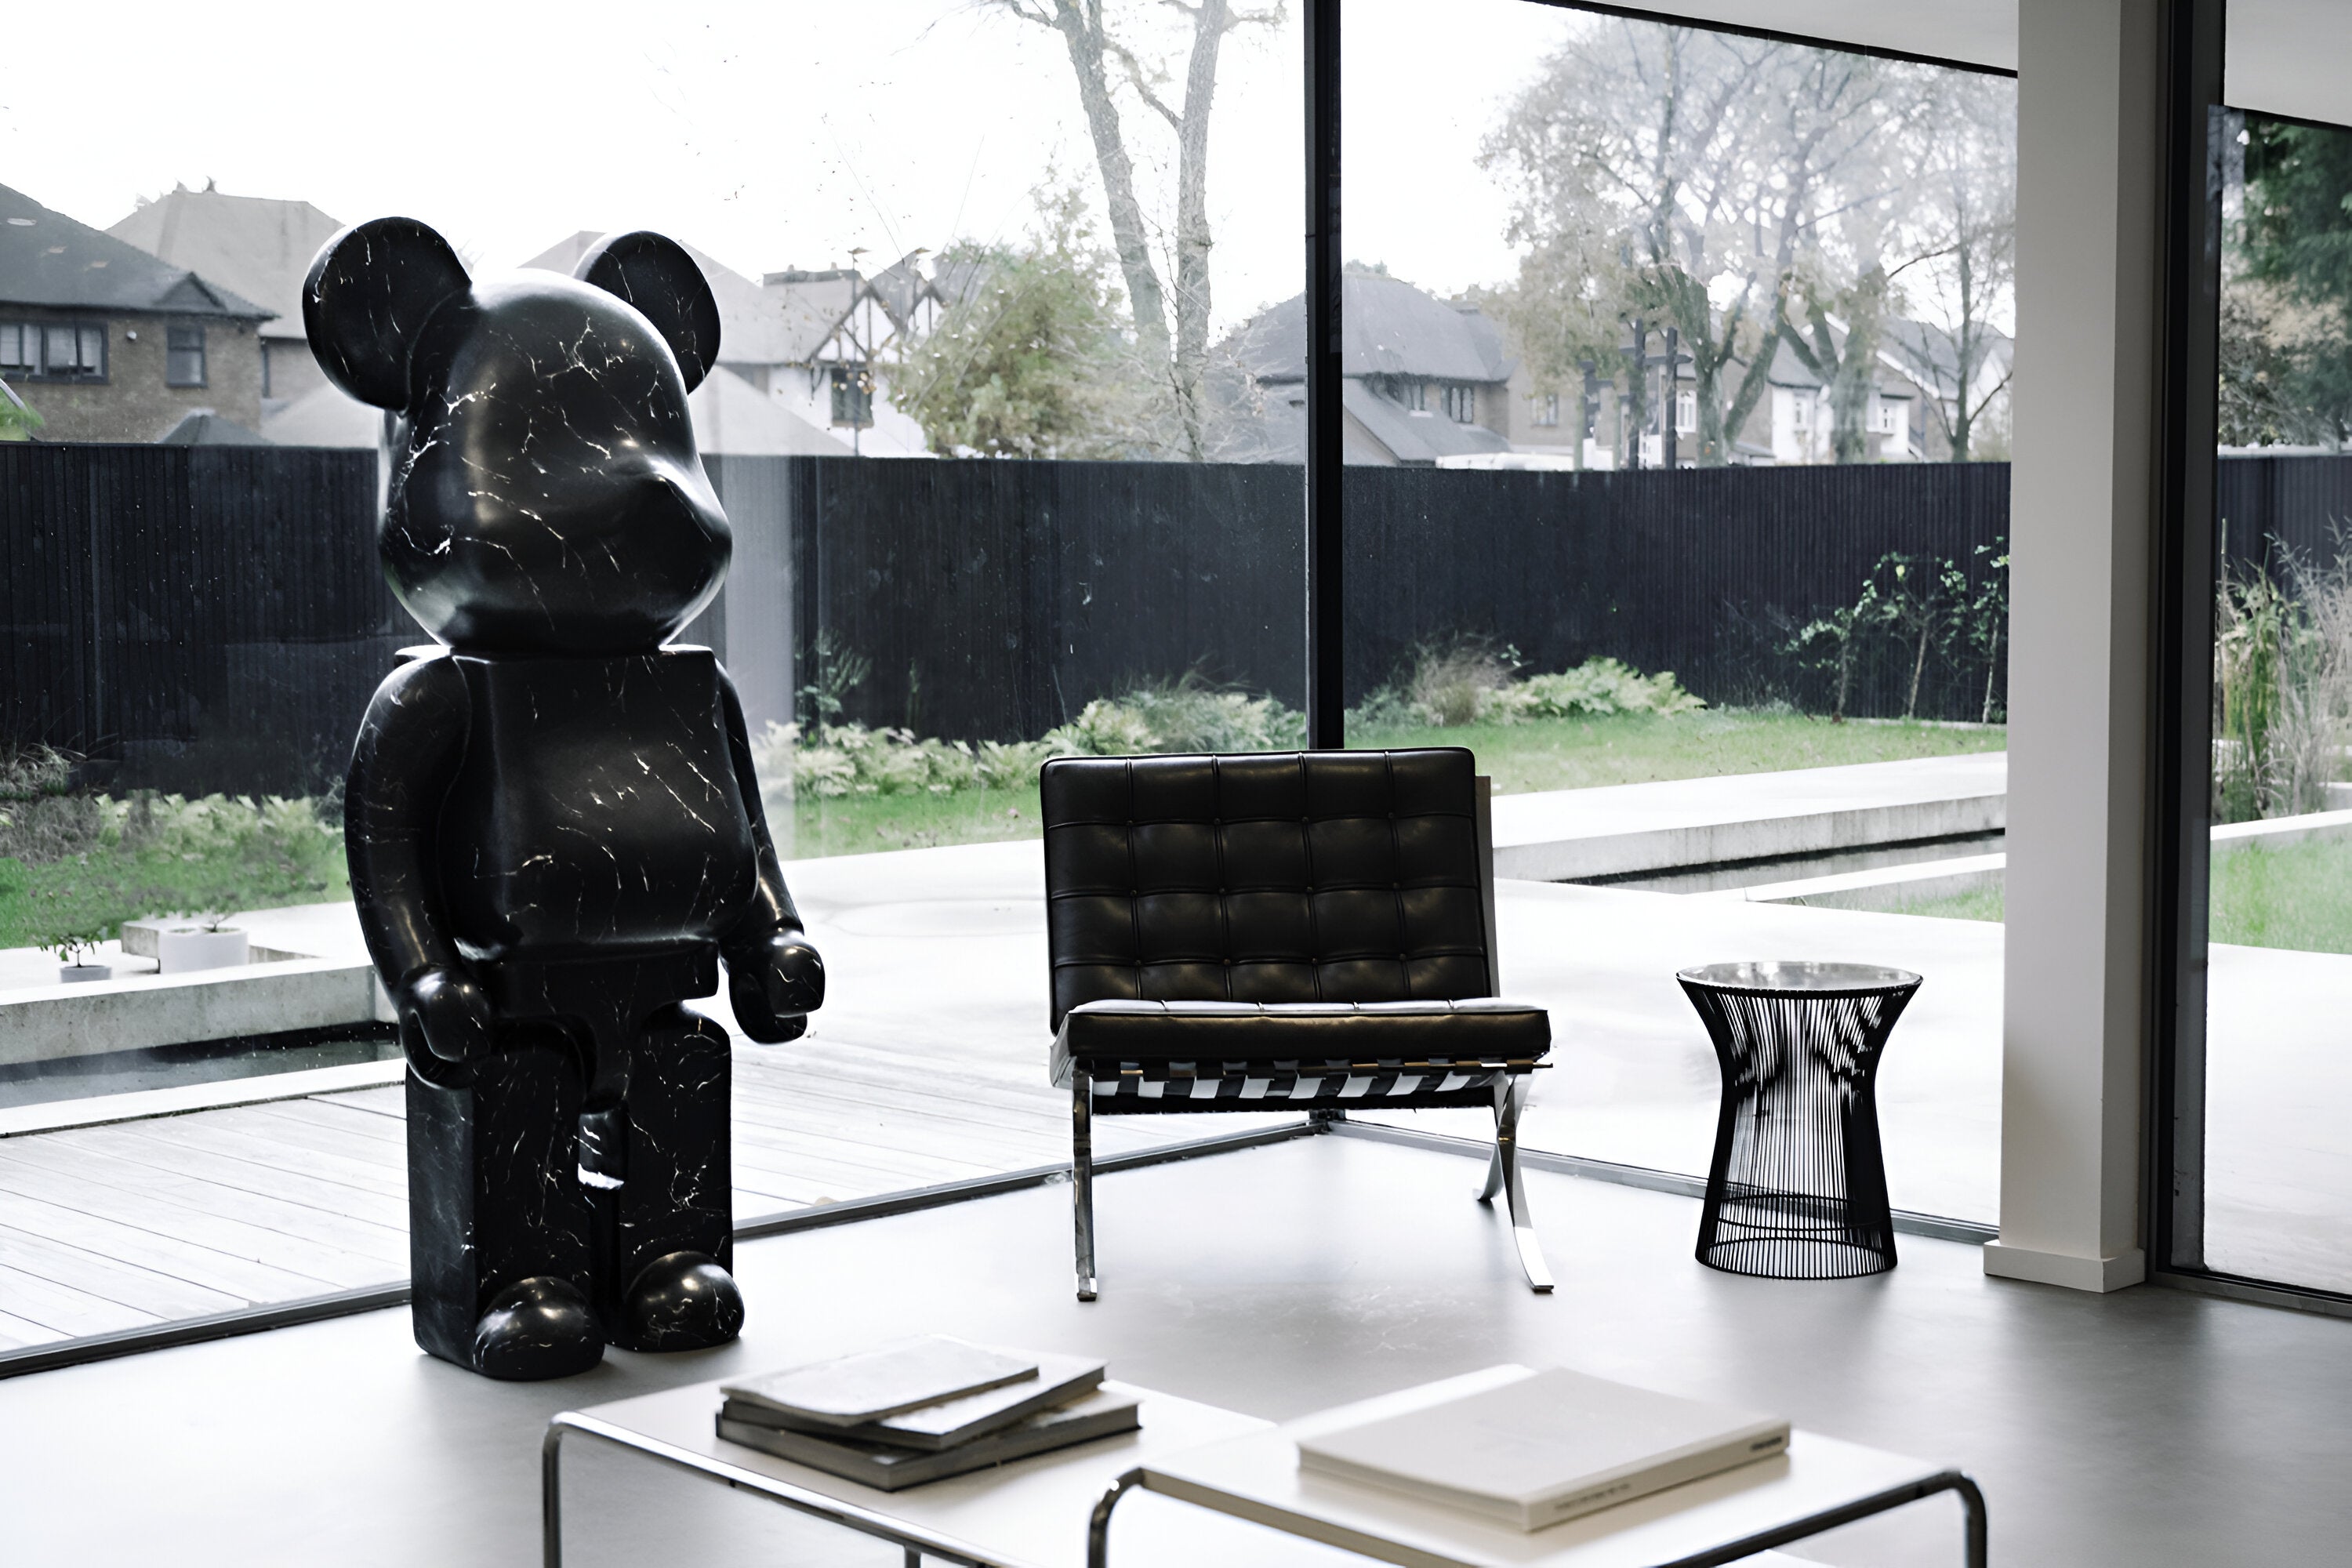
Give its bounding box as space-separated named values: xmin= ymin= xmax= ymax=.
xmin=1040 ymin=749 xmax=1492 ymax=1030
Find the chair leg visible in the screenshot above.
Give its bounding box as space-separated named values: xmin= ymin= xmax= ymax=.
xmin=1072 ymin=1070 xmax=1098 ymax=1301
xmin=1476 ymin=1144 xmax=1504 ymax=1203
xmin=1485 ymin=1073 xmax=1554 ymax=1294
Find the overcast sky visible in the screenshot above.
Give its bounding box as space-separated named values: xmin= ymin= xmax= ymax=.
xmin=2 ymin=0 xmax=1587 ymax=336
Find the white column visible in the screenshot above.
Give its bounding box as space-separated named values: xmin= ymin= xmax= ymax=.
xmin=1985 ymin=0 xmax=2165 ymax=1293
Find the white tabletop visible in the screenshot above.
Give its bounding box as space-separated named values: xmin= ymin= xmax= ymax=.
xmin=561 ymin=1370 xmax=1943 ymax=1568
xmin=562 ymin=1377 xmax=1319 ymax=1567
xmin=1138 ymin=1367 xmax=1955 ymax=1568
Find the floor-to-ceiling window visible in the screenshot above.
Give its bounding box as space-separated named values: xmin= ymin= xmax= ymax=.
xmin=1338 ymin=0 xmax=2016 ymax=1226
xmin=0 ymin=0 xmax=1308 ymax=1353
xmin=2190 ymin=102 xmax=2352 ymax=1295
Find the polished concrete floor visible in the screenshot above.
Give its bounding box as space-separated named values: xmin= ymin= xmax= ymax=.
xmin=2 ymin=1131 xmax=2345 ymax=1567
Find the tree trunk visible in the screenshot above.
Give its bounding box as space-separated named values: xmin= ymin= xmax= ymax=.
xmin=1043 ymin=1 xmax=1171 ymax=372
xmin=1907 ymin=615 xmax=1930 ymax=717
xmin=1980 ymin=620 xmax=2001 ymax=723
xmin=1169 ymin=0 xmax=1231 ymax=461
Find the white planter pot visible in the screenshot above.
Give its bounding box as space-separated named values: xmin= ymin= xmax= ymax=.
xmin=157 ymin=927 xmax=249 ymax=975
xmin=58 ymin=964 xmax=112 ymax=984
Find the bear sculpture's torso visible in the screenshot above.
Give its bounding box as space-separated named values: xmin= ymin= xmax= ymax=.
xmin=437 ymin=647 xmax=757 ymax=964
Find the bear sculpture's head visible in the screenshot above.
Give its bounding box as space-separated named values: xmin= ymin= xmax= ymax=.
xmin=305 ymin=217 xmax=729 ymax=655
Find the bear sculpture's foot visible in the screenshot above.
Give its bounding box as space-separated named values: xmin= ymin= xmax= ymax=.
xmin=615 ymin=1250 xmax=744 ymax=1352
xmin=471 ymin=1276 xmax=604 ymax=1381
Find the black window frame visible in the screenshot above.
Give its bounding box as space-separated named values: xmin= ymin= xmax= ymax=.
xmin=829 ymin=362 xmax=873 ymax=429
xmin=165 ymin=324 xmax=208 ymax=389
xmin=1443 ymin=383 xmax=1478 ymax=423
xmin=13 ymin=318 xmax=107 ymax=383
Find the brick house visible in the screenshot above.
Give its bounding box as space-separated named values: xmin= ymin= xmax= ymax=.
xmin=106 ymin=183 xmax=346 ymax=416
xmin=1 ymin=182 xmax=272 ymax=442
xmin=1210 ymin=270 xmax=1517 ymax=465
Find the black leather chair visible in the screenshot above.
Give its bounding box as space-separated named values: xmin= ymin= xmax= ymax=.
xmin=1041 ymin=747 xmax=1554 ymax=1299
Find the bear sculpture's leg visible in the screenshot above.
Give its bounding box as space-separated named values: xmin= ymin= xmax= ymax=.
xmin=404 ymin=1018 xmax=603 ymax=1381
xmin=607 ymin=1004 xmax=743 ymax=1352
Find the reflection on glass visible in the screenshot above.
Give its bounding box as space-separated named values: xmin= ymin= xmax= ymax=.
xmin=0 ymin=0 xmax=1303 ymax=1139
xmin=2201 ymin=111 xmax=2352 ymax=1292
xmin=1342 ymin=0 xmax=2013 ymax=1224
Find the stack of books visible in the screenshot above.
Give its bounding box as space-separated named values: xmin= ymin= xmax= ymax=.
xmin=715 ymin=1336 xmax=1138 ymax=1491
xmin=1295 ymin=1367 xmax=1790 ymax=1531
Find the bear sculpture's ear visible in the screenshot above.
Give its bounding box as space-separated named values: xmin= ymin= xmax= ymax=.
xmin=574 ymin=231 xmax=720 ymax=392
xmin=303 ymin=217 xmax=470 ymax=410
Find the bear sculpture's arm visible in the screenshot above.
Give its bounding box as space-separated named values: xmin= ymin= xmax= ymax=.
xmin=347 ymin=655 xmax=495 ymax=1067
xmin=713 ymin=667 xmax=826 ymax=1043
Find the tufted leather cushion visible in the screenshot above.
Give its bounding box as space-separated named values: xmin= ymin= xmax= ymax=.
xmin=1042 ymin=750 xmax=1498 ymax=1032
xmin=1051 ymin=996 xmax=1551 ymax=1086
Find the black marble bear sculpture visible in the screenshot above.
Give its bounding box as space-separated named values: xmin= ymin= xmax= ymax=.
xmin=307 ymin=217 xmax=824 ymax=1381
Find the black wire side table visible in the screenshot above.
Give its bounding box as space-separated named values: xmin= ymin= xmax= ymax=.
xmin=1676 ymin=961 xmax=1922 ymax=1280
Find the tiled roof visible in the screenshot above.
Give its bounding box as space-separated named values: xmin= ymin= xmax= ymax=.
xmin=1226 ymin=273 xmax=1517 ymax=385
xmin=0 ymin=182 xmax=271 ymax=320
xmin=105 ymin=186 xmax=342 ymax=340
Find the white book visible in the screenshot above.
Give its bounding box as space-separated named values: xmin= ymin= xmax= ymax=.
xmin=722 ymin=1349 xmax=1105 ymax=1450
xmin=1294 ymin=1367 xmax=1789 ymax=1532
xmin=717 ymin=1388 xmax=1142 ymax=1492
xmin=720 ymin=1337 xmax=1036 ymax=1428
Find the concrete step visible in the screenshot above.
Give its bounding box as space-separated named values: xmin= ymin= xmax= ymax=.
xmin=1490 ymin=752 xmax=2008 ymax=883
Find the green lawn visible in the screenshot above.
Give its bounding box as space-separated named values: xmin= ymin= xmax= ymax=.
xmin=773 ymin=710 xmax=2005 ymax=858
xmin=0 ymin=849 xmax=350 ymax=953
xmin=1904 ymin=837 xmax=2352 ymax=955
xmin=0 ymin=710 xmax=2010 ymax=949
xmin=1347 ymin=710 xmax=2003 ymax=796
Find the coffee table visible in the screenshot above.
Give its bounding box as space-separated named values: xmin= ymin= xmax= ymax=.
xmin=545 ymin=1367 xmax=1984 ymax=1567
xmin=1087 ymin=1367 xmax=1985 ymax=1566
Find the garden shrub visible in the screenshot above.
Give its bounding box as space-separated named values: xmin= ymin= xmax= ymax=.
xmin=746 ymin=673 xmax=1308 ymax=807
xmin=1046 ymin=674 xmax=1305 ymax=755
xmin=1491 ymin=659 xmax=1706 ymax=720
xmin=1354 ymin=644 xmax=1704 ymax=728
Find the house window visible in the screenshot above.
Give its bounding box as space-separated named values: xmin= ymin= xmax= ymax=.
xmin=1789 ymin=396 xmax=1811 ymax=431
xmin=166 ymin=326 xmax=208 ymax=388
xmin=829 ymin=363 xmax=872 ymax=427
xmin=1443 ymin=383 xmax=1477 ymax=423
xmin=1868 ymin=401 xmax=1899 ymax=435
xmin=1529 ymin=393 xmax=1560 ymax=428
xmin=31 ymin=321 xmax=105 ymax=380
xmin=1393 ymin=378 xmax=1427 ymax=412
xmin=0 ymin=323 xmax=31 ymax=375
xmin=1675 ymin=390 xmax=1697 ymax=434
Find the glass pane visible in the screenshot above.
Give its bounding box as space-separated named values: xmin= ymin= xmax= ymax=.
xmin=2201 ymin=108 xmax=2352 ymax=1291
xmin=1345 ymin=0 xmax=2015 ymax=1225
xmin=0 ymin=0 xmax=1306 ymax=1352
xmin=43 ymin=323 xmax=78 ymax=372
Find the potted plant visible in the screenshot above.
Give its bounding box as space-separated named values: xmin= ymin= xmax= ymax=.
xmin=154 ymin=910 xmax=250 ymax=975
xmin=49 ymin=923 xmax=113 ymax=984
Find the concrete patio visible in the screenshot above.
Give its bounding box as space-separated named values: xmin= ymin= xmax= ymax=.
xmin=4 ymin=750 xmax=2348 ymax=1356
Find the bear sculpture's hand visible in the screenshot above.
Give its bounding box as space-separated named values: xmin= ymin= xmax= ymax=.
xmin=401 ymin=964 xmax=497 ymax=1064
xmin=725 ymin=929 xmax=826 ymax=1044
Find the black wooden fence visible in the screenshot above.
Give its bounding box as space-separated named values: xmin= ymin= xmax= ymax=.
xmin=7 ymin=446 xmax=2350 ymax=794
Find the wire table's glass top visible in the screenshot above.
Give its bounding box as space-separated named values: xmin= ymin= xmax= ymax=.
xmin=1676 ymin=960 xmax=1923 ymax=994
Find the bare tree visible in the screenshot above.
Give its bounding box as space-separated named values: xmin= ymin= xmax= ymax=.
xmin=1483 ymin=23 xmax=1904 ymax=466
xmin=1881 ymin=71 xmax=2016 ymax=460
xmin=980 ymin=0 xmax=1272 ymax=458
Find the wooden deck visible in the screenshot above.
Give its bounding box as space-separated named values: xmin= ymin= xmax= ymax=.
xmin=0 ymin=1042 xmax=1274 ymax=1354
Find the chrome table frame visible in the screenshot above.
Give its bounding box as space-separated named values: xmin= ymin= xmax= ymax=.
xmin=545 ymin=1411 xmax=993 ymax=1568
xmin=1084 ymin=1464 xmax=1988 ymax=1568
